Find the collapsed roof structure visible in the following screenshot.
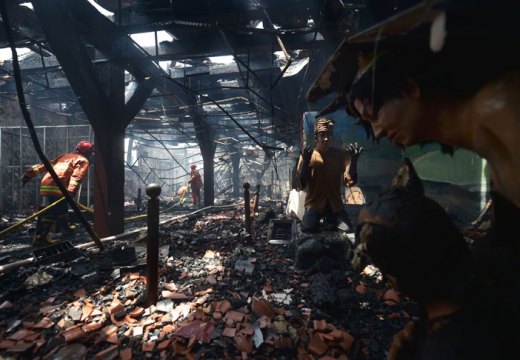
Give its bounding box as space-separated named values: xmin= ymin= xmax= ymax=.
xmin=0 ymin=0 xmax=388 ymax=237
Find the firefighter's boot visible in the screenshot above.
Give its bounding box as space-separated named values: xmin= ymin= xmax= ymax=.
xmin=56 ymin=216 xmax=76 ymax=239
xmin=32 ymin=220 xmax=61 ymax=246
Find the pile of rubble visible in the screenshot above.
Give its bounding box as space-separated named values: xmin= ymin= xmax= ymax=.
xmin=0 ymin=203 xmax=417 ymax=359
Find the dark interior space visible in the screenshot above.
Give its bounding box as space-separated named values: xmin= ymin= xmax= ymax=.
xmin=0 ymin=1 xmax=518 ymax=359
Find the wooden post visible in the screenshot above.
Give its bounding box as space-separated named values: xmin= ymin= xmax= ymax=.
xmin=146 ymin=183 xmax=161 ymax=307
xmin=243 ymin=182 xmax=251 ymax=235
xmin=136 ymin=188 xmax=142 ymax=212
xmin=252 ymin=184 xmax=260 ymax=218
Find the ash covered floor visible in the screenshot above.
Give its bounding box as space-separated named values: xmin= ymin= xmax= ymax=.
xmin=0 ymin=202 xmax=418 ymax=359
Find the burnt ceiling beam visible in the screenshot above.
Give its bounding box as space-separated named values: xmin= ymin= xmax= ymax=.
xmin=63 ymin=0 xmax=204 ymax=119
xmin=123 ymin=78 xmax=155 ymax=128
xmin=30 ymin=0 xmax=111 ymax=123
xmin=0 ymin=1 xmax=46 ymax=48
xmin=61 ymin=0 xmax=225 ymax=208
xmin=155 ymin=32 xmax=323 ymax=60
xmin=111 ymin=6 xmax=263 ymax=30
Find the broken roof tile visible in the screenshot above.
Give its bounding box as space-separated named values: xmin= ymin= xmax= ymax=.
xmin=195 ymin=288 xmax=213 ymax=296
xmin=62 ymin=327 xmax=85 ymax=342
xmin=109 ymin=302 xmax=123 ymax=315
xmin=338 ymin=331 xmax=355 ymax=352
xmin=162 ymin=324 xmax=175 ymax=334
xmin=355 ymin=284 xmax=368 ymax=294
xmin=174 ymin=320 xmax=202 ymax=339
xmin=82 ymin=319 xmax=105 ymax=333
xmin=215 ymin=299 xmax=232 ymax=314
xmin=105 ymin=332 xmax=119 ymax=345
xmin=163 ymin=282 xmax=178 ymax=291
xmin=142 ymin=341 xmax=155 ymax=352
xmin=234 ymin=333 xmax=253 ymax=353
xmin=251 ymin=297 xmax=277 ymax=319
xmin=171 ymin=339 xmax=187 ymax=355
xmin=161 ymin=291 xmax=191 ymax=301
xmin=313 ymin=319 xmax=327 ymax=331
xmin=157 ymin=339 xmax=171 ymax=350
xmin=238 ymin=323 xmax=255 ymax=336
xmin=128 ymin=273 xmax=141 ymax=281
xmin=383 ymin=288 xmax=401 ymax=305
xmin=129 ymin=306 xmax=145 ymax=319
xmin=7 ymin=329 xmax=39 ymax=341
xmin=0 ymin=300 xmax=14 ymax=309
xmin=224 ymin=310 xmax=246 ymax=323
xmin=81 ymin=303 xmax=94 ymax=321
xmin=222 ymin=327 xmax=237 ymax=337
xmin=5 ymin=340 xmax=35 ymax=354
xmin=73 ymin=289 xmax=86 ymax=298
xmin=94 ymin=344 xmax=118 ymax=360
xmin=308 ymin=334 xmax=328 ymax=356
xmin=21 ymin=321 xmax=34 ymax=329
xmin=0 ymin=340 xmax=16 ymax=349
xmin=119 ymin=347 xmax=132 ymax=360
xmin=33 ymin=317 xmax=54 ymax=329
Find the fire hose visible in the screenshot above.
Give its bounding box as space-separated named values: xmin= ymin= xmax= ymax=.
xmin=1 ymin=186 xmax=191 ymax=237
xmin=0 ymin=197 xmax=66 ymax=237
xmin=0 ymin=197 xmax=95 ymax=238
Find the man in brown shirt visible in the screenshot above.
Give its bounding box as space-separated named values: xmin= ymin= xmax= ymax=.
xmin=297 ymin=117 xmax=362 ymax=233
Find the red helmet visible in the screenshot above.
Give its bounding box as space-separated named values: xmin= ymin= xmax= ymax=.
xmin=76 ymin=141 xmax=94 ymax=157
xmin=190 ymin=164 xmax=197 ymax=169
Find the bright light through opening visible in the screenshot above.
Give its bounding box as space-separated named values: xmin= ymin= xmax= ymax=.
xmin=0 ymin=48 xmax=32 ymax=61
xmin=131 ymin=31 xmax=174 ymax=46
xmin=209 ymin=55 xmax=235 ymax=64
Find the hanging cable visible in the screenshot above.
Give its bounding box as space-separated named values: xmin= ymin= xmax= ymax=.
xmin=0 ymin=1 xmax=103 ymax=250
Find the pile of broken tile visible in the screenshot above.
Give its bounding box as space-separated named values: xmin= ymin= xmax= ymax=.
xmin=0 ymin=203 xmax=418 ymax=359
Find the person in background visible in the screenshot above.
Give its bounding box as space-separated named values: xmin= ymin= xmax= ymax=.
xmin=297 ymin=117 xmax=362 ymax=233
xmin=188 ymin=163 xmax=203 ymax=206
xmin=21 ymin=141 xmax=94 ymax=245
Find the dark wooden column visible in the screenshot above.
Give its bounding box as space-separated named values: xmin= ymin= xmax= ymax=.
xmin=93 ymin=63 xmax=126 ymax=236
xmin=231 ymin=149 xmax=241 ymax=198
xmin=193 ymin=116 xmax=216 ymax=206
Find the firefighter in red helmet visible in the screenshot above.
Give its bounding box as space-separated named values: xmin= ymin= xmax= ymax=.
xmin=188 ymin=163 xmax=203 ymax=206
xmin=21 ymin=141 xmax=94 ymax=245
